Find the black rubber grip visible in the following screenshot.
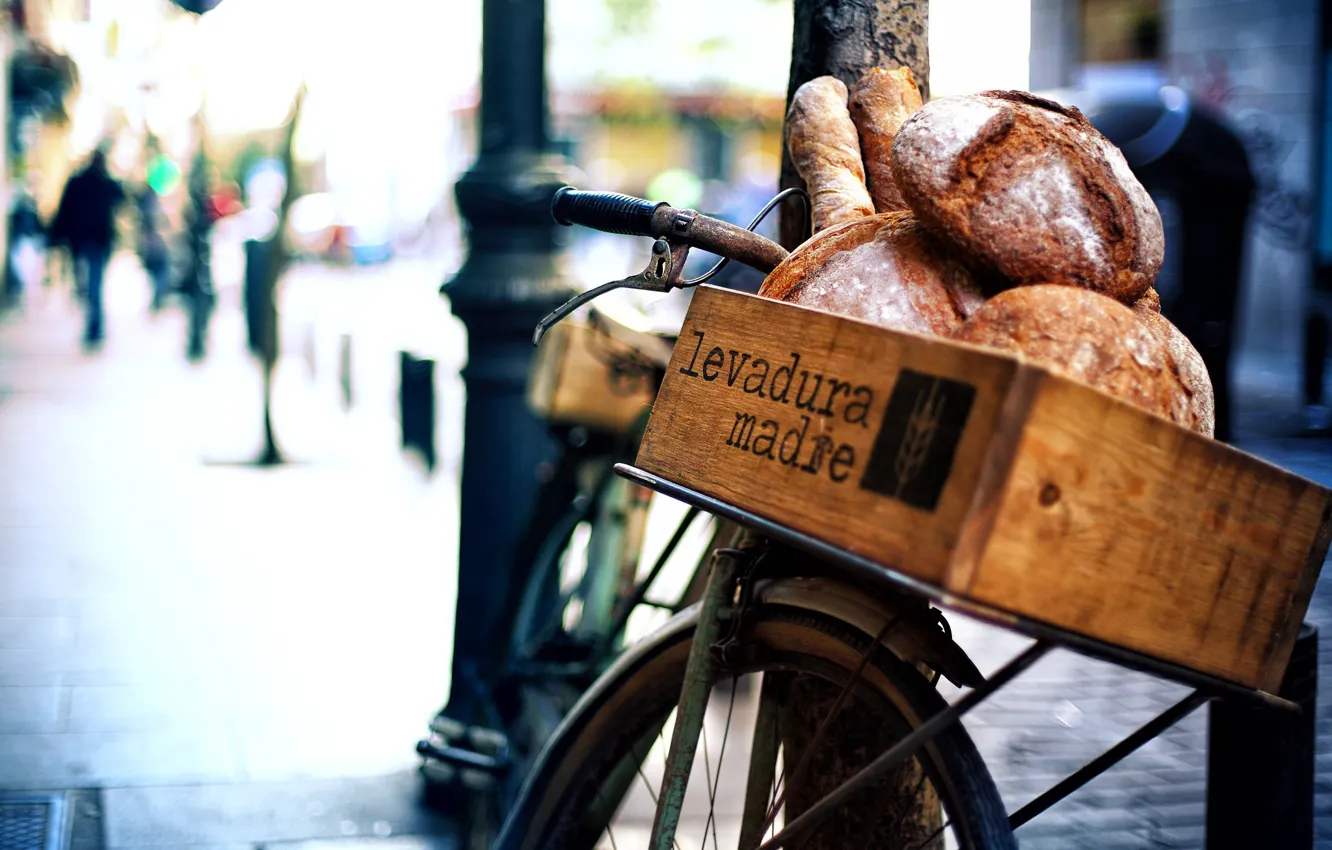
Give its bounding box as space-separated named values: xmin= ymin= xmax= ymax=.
xmin=551 ymin=187 xmax=664 ymax=236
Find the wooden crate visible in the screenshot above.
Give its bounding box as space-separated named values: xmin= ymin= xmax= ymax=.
xmin=528 ymin=320 xmax=659 ymax=434
xmin=636 ymin=286 xmax=1332 ymax=692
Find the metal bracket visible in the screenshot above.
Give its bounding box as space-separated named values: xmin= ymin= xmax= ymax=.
xmin=533 ymin=237 xmax=692 ymax=345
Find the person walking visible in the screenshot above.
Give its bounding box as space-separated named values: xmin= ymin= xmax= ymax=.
xmin=50 ymin=146 xmax=124 ymax=347
xmin=135 ymin=185 xmax=171 ymax=312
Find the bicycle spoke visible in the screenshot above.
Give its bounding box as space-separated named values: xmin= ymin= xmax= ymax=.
xmin=701 ymin=707 xmax=715 ymax=815
xmin=650 ymin=551 xmax=738 ymax=850
xmin=758 ymin=616 xmax=901 ymax=838
xmin=634 ymin=758 xmax=682 ymax=850
xmin=870 ymin=766 xmax=935 ymax=849
xmin=909 ymin=819 xmax=950 ymax=850
xmin=702 ymin=677 xmax=739 ymax=850
xmin=606 ymin=824 xmax=619 ymax=850
xmin=738 ymin=674 xmax=782 ymax=850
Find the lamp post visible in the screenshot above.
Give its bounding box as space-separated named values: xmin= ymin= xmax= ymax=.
xmin=435 ymin=0 xmax=577 ymax=730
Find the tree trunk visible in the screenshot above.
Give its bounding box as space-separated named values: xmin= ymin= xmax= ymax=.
xmin=777 ymin=3 xmax=941 ymax=847
xmin=780 ymin=0 xmax=929 ymax=249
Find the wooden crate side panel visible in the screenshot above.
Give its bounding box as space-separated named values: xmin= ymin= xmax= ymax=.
xmin=526 ymin=322 xmax=569 ymax=416
xmin=636 ymin=287 xmax=1021 ymax=585
xmin=530 ymin=323 xmax=656 ymax=432
xmin=947 ymin=364 xmax=1048 ymax=591
xmin=959 ymin=377 xmax=1332 ymax=690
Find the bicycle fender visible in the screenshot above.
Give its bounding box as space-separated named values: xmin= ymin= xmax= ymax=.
xmin=754 ymin=576 xmax=985 ymax=689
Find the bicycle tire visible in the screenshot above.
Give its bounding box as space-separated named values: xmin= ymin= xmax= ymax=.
xmin=496 ymin=601 xmax=1015 ymax=850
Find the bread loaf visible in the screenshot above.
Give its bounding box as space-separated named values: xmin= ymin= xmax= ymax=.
xmin=759 ymin=211 xmax=985 ymax=336
xmin=849 ymin=67 xmax=923 ymax=213
xmin=1134 ymin=286 xmax=1161 ymax=314
xmin=786 ymin=76 xmax=875 ymax=233
xmin=1134 ymin=308 xmax=1215 ymax=436
xmin=951 ymin=285 xmax=1208 ymax=432
xmin=891 ymin=90 xmax=1164 ymax=305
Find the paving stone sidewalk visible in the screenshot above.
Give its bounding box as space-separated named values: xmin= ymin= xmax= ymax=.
xmin=0 ymin=255 xmax=464 ymax=849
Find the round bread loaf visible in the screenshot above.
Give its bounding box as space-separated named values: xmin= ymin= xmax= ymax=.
xmin=758 ymin=211 xmax=985 ymax=336
xmin=952 ymin=285 xmax=1209 ymax=433
xmin=1133 ymin=304 xmax=1215 ymax=436
xmin=1135 ymin=286 xmax=1161 ymax=313
xmin=891 ymin=90 xmax=1164 ymax=305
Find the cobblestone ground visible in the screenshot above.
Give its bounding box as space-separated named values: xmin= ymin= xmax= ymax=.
xmin=943 ymin=434 xmax=1332 ymax=849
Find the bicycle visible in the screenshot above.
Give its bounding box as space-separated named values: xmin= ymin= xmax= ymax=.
xmin=486 ymin=189 xmax=1325 ymax=849
xmin=417 ymin=188 xmax=805 ymax=833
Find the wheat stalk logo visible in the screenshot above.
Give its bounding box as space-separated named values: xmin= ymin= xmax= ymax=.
xmin=893 ymin=380 xmax=944 ymax=499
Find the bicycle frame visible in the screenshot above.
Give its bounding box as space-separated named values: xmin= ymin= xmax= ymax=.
xmin=619 ymin=464 xmax=1303 ymax=850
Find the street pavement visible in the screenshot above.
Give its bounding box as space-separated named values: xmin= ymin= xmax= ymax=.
xmin=2 ymin=249 xmax=1331 ymax=849
xmin=0 ymin=252 xmax=465 ymax=849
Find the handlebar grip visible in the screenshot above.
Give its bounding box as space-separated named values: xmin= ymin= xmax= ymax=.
xmin=551 ymin=187 xmax=665 ymax=236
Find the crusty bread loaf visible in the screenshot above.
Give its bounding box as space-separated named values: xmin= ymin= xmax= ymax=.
xmin=759 ymin=211 xmax=985 ymax=336
xmin=1134 ymin=286 xmax=1161 ymax=314
xmin=951 ymin=285 xmax=1208 ymax=433
xmin=891 ymin=90 xmax=1164 ymax=305
xmin=1134 ymin=307 xmax=1215 ymax=436
xmin=786 ymin=76 xmax=875 ymax=233
xmin=849 ymin=66 xmax=922 ymax=213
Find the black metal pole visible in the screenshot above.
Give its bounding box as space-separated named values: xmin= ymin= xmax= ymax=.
xmin=1206 ymin=623 xmax=1318 ymax=849
xmin=435 ymin=0 xmax=577 ymax=728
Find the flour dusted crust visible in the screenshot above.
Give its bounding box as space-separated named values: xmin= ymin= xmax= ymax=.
xmin=891 ymin=90 xmax=1164 ymax=304
xmin=952 ymin=285 xmax=1206 ymax=431
xmin=849 ymin=66 xmax=922 ymax=213
xmin=759 ymin=211 xmax=984 ymax=336
xmin=786 ymin=76 xmax=875 ymax=232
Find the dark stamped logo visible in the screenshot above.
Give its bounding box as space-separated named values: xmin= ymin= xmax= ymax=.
xmin=859 ymin=370 xmax=976 ymax=512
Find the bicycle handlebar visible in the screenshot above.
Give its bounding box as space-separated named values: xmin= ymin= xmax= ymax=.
xmin=551 ymin=187 xmax=788 ymax=275
xmin=551 ymin=188 xmax=665 ymax=236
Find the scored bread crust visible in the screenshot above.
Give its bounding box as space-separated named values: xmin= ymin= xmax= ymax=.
xmin=786 ymin=76 xmax=875 ymax=232
xmin=891 ymin=90 xmax=1164 ymax=305
xmin=849 ymin=66 xmax=923 ymax=213
xmin=951 ymin=285 xmax=1209 ymax=433
xmin=759 ymin=211 xmax=985 ymax=336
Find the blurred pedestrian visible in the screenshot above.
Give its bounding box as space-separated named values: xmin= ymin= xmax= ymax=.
xmin=179 ymin=146 xmax=218 ymax=361
xmin=3 ymin=184 xmax=44 ymax=308
xmin=135 ymin=186 xmax=171 ymax=311
xmin=50 ymin=147 xmax=124 ymax=347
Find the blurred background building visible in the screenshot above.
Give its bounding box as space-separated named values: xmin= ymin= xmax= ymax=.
xmin=1031 ymin=0 xmax=1330 ymax=429
xmin=6 ymin=0 xmax=1322 ymax=410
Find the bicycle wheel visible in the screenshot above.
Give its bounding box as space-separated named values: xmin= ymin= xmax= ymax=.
xmin=497 ymin=602 xmax=1015 ymax=850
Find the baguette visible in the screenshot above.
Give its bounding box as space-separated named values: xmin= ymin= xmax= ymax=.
xmin=786 ymin=76 xmax=875 ymax=233
xmin=849 ymin=66 xmax=923 ymax=213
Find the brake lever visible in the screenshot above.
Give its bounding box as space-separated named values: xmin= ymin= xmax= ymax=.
xmin=533 ymin=237 xmax=692 ymax=345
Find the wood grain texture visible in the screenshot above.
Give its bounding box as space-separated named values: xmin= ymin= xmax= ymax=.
xmin=638 ymin=286 xmax=1018 ymax=583
xmin=637 ymin=287 xmax=1332 ymax=691
xmin=953 ymin=375 xmax=1332 ymax=692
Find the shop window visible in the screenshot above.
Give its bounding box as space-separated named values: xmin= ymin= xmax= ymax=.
xmin=1081 ymin=0 xmax=1162 ymax=64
